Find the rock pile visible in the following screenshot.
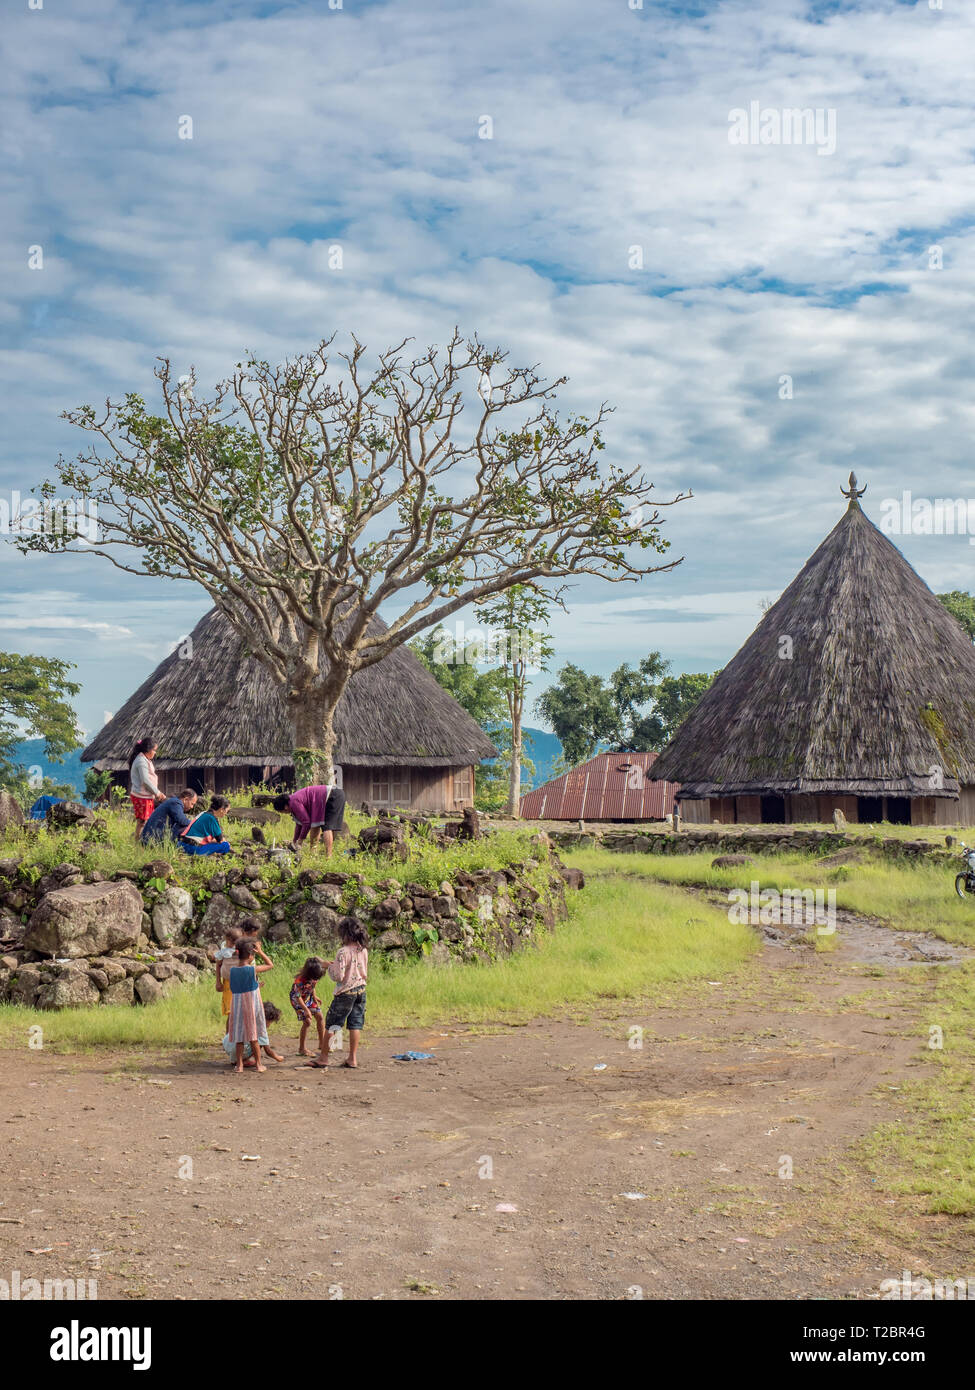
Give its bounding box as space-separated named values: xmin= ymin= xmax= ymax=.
xmin=551 ymin=823 xmax=961 ymax=866
xmin=0 ymin=813 xmax=584 ymax=1010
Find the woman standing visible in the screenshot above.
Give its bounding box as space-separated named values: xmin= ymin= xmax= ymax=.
xmin=128 ymin=737 xmax=162 ymax=843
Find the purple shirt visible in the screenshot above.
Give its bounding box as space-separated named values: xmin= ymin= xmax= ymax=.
xmin=289 ymin=784 xmax=335 ymax=842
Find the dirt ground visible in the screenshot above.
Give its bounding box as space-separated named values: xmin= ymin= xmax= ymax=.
xmin=2 ymin=936 xmax=972 ymax=1301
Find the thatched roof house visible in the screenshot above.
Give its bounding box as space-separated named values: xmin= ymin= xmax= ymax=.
xmin=82 ymin=607 xmax=496 ymax=812
xmin=650 ymin=478 xmax=975 ymax=826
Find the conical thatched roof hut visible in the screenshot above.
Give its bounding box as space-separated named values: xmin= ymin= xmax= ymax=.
xmin=82 ymin=607 xmax=496 ymax=812
xmin=650 ymin=478 xmax=975 ymax=826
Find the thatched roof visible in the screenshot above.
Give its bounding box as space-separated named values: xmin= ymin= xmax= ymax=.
xmin=82 ymin=608 xmax=497 ymax=771
xmin=650 ymin=493 xmax=975 ymax=799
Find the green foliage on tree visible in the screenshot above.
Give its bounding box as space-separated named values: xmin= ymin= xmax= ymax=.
xmin=535 ymin=654 xmax=718 ymax=767
xmin=0 ymin=651 xmax=81 ymax=799
xmin=474 ymin=585 xmax=557 ymax=816
xmin=534 ymin=663 xmax=617 ymax=768
xmin=412 ymin=608 xmax=548 ymax=815
xmin=937 ymin=591 xmax=975 ymax=642
xmin=627 ymin=671 xmax=718 ymax=752
xmin=473 ymin=726 xmax=537 ymax=813
xmin=29 ymin=333 xmax=688 ymax=782
xmin=409 ymin=629 xmax=508 ymax=728
xmin=83 ymin=766 xmax=115 ymax=805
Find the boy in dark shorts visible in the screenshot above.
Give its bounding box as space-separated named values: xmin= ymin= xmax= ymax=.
xmin=306 ymin=917 xmax=368 ymax=1069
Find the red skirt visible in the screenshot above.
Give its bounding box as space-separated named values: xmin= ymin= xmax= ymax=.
xmin=130 ymin=795 xmax=154 ymax=823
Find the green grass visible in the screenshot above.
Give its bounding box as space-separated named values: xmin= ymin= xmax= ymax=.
xmin=571 ymin=845 xmax=975 ymax=1216
xmin=0 ymin=803 xmax=551 ymax=895
xmin=569 ymin=846 xmax=975 ymax=945
xmin=0 ymin=872 xmax=757 ymax=1049
xmin=859 ymin=960 xmax=975 ymax=1216
xmin=604 ymin=819 xmax=975 ymax=844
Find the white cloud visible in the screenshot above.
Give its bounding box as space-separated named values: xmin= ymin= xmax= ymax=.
xmin=2 ymin=0 xmax=975 ymax=733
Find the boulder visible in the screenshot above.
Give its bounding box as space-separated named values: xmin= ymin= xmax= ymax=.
xmin=443 ymin=806 xmax=481 ymax=842
xmin=294 ymin=902 xmax=340 ymax=943
xmin=371 ymin=929 xmax=410 ymax=950
xmin=134 ymin=973 xmax=164 ymax=1005
xmin=35 ymin=864 xmax=86 ymax=898
xmin=265 ymin=848 xmax=295 ymax=872
xmin=226 ymin=806 xmax=281 ymax=825
xmin=100 ymin=977 xmax=135 ymax=1007
xmin=419 ymin=940 xmax=454 ymax=968
xmin=151 ymin=886 xmax=194 ymax=946
xmin=88 ymin=957 xmax=127 ymax=985
xmin=0 ymin=791 xmax=25 ymax=834
xmin=150 ymin=961 xmax=175 ymax=981
xmin=198 ymin=892 xmax=242 ymax=944
xmin=309 ymin=883 xmax=343 ymax=908
xmin=228 ymin=884 xmax=260 ymax=910
xmin=36 ymin=965 xmax=100 ymax=1010
xmin=9 ymin=964 xmax=42 ymax=1006
xmin=106 ymin=956 xmax=149 ymax=978
xmin=373 ymin=897 xmax=401 ymax=920
xmin=45 ymin=801 xmax=95 ymax=831
xmin=0 ymin=907 xmax=23 ymax=940
xmin=24 ymin=880 xmax=144 ymax=958
xmin=558 ymin=866 xmax=585 ymax=890
xmin=141 ymin=860 xmax=174 ymax=881
xmin=0 ymin=856 xmax=23 ymax=878
xmin=170 ymin=960 xmax=200 ymax=983
xmin=358 ymin=821 xmax=408 ymax=860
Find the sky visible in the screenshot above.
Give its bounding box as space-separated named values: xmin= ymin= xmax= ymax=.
xmin=3 ymin=0 xmax=975 ymax=743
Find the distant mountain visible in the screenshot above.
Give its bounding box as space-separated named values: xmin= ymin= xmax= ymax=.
xmin=520 ymin=727 xmax=563 ymax=788
xmin=483 ymin=726 xmax=562 ymax=789
xmin=6 ymin=740 xmax=87 ymax=796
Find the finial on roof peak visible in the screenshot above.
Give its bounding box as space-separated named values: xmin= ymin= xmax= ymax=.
xmin=841 ymin=471 xmax=866 ymax=503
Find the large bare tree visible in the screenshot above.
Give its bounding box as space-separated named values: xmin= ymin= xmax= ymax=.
xmin=27 ymin=332 xmax=688 ymax=781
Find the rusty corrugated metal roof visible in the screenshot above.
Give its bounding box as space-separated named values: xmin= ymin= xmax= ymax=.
xmin=520 ymin=751 xmax=679 ymax=821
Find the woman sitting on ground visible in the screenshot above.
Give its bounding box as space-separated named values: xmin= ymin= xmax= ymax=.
xmin=180 ymin=795 xmax=233 ymax=856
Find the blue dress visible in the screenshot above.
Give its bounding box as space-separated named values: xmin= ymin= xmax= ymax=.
xmin=227 ymin=965 xmax=268 ymax=1046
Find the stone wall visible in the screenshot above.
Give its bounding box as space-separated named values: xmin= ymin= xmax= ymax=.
xmin=550 ymin=824 xmax=960 ymax=866
xmin=0 ymin=837 xmax=581 ymax=1010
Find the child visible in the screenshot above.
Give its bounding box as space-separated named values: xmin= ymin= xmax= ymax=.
xmin=306 ymin=917 xmax=368 ymax=1070
xmin=214 ymin=927 xmax=243 ymax=1035
xmin=222 ymin=1001 xmax=283 ymax=1067
xmin=227 ymin=939 xmax=274 ymax=1073
xmin=238 ymin=917 xmax=273 ymax=968
xmin=260 ymin=1000 xmax=285 ymax=1064
xmin=290 ymin=957 xmax=326 ymax=1057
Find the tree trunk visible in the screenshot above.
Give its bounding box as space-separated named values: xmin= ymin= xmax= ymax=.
xmin=288 ymin=689 xmax=340 ymax=786
xmin=506 ymin=710 xmax=522 ymax=818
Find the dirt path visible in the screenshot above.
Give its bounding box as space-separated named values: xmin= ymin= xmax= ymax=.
xmin=1 ymin=937 xmax=970 ymax=1300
